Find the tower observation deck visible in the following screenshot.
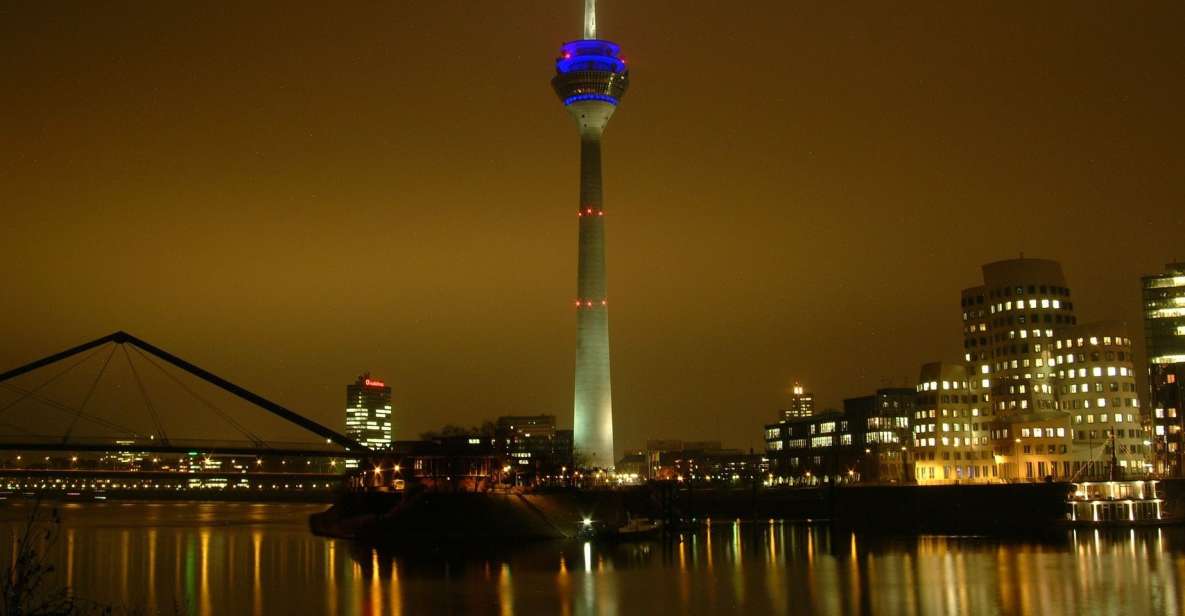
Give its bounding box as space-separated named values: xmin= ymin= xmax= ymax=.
xmin=552 ymin=0 xmax=629 ymax=470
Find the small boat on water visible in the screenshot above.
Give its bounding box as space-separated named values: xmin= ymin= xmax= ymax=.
xmin=577 ymin=514 xmax=662 ymax=540
xmin=1064 ymin=480 xmax=1175 ymax=527
xmin=615 ymin=516 xmax=662 ymax=539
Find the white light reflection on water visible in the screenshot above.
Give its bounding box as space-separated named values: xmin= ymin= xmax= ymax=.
xmin=0 ymin=502 xmax=1181 ymax=615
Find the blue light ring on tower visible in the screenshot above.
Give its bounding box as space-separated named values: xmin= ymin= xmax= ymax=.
xmin=557 ymin=40 xmax=623 ymax=66
xmin=557 ymin=55 xmax=626 ymax=74
xmin=551 ymin=69 xmax=629 ymax=104
xmin=556 ymin=40 xmax=626 ymax=74
xmin=552 ymin=39 xmax=629 ymax=104
xmin=563 ymin=93 xmax=618 ymax=106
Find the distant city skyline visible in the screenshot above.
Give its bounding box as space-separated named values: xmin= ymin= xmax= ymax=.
xmin=1 ymin=2 xmax=1182 ymax=453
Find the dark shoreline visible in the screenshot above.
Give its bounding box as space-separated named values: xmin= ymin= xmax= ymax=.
xmin=0 ymin=489 xmax=337 ymax=504
xmin=311 ymin=480 xmax=1185 ymax=543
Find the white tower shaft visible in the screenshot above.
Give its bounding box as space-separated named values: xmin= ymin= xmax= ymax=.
xmin=553 ymin=0 xmax=629 ymax=470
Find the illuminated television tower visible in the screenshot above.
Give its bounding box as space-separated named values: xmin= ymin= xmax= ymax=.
xmin=552 ymin=0 xmax=629 ymax=469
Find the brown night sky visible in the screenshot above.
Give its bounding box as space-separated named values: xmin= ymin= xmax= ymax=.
xmin=1 ymin=2 xmax=1183 ymax=454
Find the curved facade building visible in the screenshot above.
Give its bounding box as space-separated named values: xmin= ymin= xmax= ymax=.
xmin=961 ymin=258 xmax=1078 ymax=415
xmin=552 ymin=3 xmax=629 ymax=469
xmin=911 ymin=257 xmax=1152 ymax=484
xmin=912 ymin=362 xmax=986 ymax=482
xmin=1054 ymin=321 xmax=1146 ymax=473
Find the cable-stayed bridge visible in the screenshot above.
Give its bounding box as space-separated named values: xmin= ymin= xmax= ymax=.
xmin=0 ymin=331 xmax=369 ymax=497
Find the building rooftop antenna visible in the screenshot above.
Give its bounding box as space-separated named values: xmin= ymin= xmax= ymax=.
xmin=584 ymin=0 xmax=597 ymax=39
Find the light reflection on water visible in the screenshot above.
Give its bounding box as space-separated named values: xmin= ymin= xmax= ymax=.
xmin=0 ymin=501 xmax=1183 ymax=615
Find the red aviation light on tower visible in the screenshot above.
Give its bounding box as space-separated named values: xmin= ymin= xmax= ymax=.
xmin=364 ymin=378 xmax=386 ymax=388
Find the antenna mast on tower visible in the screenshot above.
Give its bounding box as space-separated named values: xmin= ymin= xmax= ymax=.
xmin=584 ymin=0 xmax=597 ymax=39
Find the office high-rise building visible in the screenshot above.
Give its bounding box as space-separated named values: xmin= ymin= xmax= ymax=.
xmin=782 ymin=383 xmax=815 ymax=419
xmin=345 ymin=374 xmax=392 ymax=450
xmin=552 ymin=0 xmax=630 ymax=469
xmin=1143 ymin=262 xmax=1185 ymax=475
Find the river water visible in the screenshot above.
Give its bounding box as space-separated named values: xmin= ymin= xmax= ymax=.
xmin=1 ymin=500 xmax=1182 ymax=615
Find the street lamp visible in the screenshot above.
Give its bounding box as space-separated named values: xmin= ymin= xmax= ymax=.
xmin=1014 ymin=438 xmax=1022 ymax=482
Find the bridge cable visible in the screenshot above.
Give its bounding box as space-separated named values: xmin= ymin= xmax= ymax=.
xmin=120 ymin=343 xmax=170 ymax=445
xmin=0 ymin=344 xmax=106 ymax=422
xmin=61 ymin=343 xmax=119 ymax=445
xmin=0 ymin=420 xmax=33 ymax=435
xmin=129 ymin=345 xmax=267 ymax=448
xmin=1 ymin=382 xmax=140 ymax=437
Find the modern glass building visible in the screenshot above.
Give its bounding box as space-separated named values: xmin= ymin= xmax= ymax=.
xmin=345 ymin=374 xmax=392 ymax=450
xmin=494 ymin=415 xmax=573 ymax=473
xmin=1143 ymin=262 xmax=1185 ymax=475
xmin=764 ymin=388 xmax=913 ymax=484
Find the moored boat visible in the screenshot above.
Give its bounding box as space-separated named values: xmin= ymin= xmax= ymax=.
xmin=1064 ymin=480 xmax=1176 ymax=527
xmin=614 ymin=516 xmax=662 ymax=539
